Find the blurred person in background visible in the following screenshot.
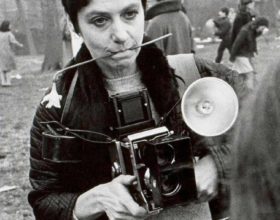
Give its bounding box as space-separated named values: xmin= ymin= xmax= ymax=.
xmin=230 ymin=17 xmax=269 ymax=90
xmin=228 ymin=8 xmax=236 ymax=24
xmin=231 ymin=60 xmax=280 ymax=220
xmin=0 ymin=20 xmax=23 ymax=87
xmin=145 ymin=0 xmax=195 ymax=55
xmin=213 ymin=7 xmax=232 ymax=63
xmin=231 ymin=0 xmax=256 ymax=46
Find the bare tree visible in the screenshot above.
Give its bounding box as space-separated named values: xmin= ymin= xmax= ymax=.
xmin=15 ymin=0 xmax=37 ymax=55
xmin=41 ymin=0 xmax=63 ymax=72
xmin=2 ymin=0 xmax=8 ymax=18
xmin=272 ymin=0 xmax=279 ymax=26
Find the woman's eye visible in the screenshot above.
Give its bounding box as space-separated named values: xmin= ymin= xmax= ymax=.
xmin=124 ymin=10 xmax=138 ymax=20
xmin=91 ymin=17 xmax=108 ymax=27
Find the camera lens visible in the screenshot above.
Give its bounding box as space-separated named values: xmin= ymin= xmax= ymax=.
xmin=156 ymin=144 xmax=175 ymax=167
xmin=161 ymin=173 xmax=181 ymax=197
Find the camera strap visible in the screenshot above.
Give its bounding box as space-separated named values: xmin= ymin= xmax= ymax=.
xmin=61 ymin=70 xmax=79 ymax=124
xmin=41 ymin=120 xmax=114 ymax=144
xmin=39 ymin=70 xmax=114 ymax=145
xmin=59 ymin=54 xmax=200 ymax=135
xmin=167 ymin=53 xmax=200 ymax=97
xmin=158 ymin=54 xmax=201 ymax=126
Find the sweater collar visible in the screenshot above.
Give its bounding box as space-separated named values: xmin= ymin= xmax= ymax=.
xmin=145 ymin=0 xmax=183 ymax=20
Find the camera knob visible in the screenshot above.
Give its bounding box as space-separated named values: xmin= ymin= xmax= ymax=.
xmin=111 ymin=162 xmax=122 ymax=177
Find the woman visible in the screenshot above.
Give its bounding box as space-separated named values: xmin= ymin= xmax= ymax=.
xmin=0 ymin=20 xmax=23 ymax=86
xmin=231 ymin=61 xmax=280 ymax=219
xmin=28 ymin=0 xmax=247 ymax=219
xmin=230 ymin=17 xmax=269 ymax=90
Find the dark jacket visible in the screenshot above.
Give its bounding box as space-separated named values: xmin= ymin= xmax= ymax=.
xmin=145 ymin=0 xmax=194 ymax=55
xmin=230 ymin=23 xmax=258 ymax=61
xmin=231 ymin=9 xmax=255 ymax=45
xmin=214 ymin=17 xmax=231 ymax=40
xmin=28 ymin=43 xmax=247 ymax=220
xmin=145 ymin=0 xmax=186 ymax=21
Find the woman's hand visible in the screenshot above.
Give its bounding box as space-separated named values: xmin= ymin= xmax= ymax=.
xmin=74 ymin=175 xmax=148 ymax=220
xmin=194 ymin=155 xmax=218 ymax=202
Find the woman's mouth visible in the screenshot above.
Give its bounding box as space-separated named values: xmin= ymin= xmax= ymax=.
xmin=109 ymin=48 xmax=137 ymax=60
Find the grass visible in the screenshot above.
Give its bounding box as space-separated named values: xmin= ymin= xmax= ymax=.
xmin=0 ymin=36 xmax=279 ymax=220
xmin=0 ymin=55 xmax=50 ymax=220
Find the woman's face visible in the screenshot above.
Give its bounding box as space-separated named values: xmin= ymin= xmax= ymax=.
xmin=77 ymin=0 xmax=145 ymax=70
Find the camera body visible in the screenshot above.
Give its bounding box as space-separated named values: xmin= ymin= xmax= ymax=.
xmin=42 ymin=77 xmax=239 ymax=215
xmin=41 ymin=88 xmax=197 ymax=215
xmin=109 ymin=89 xmax=197 ymax=214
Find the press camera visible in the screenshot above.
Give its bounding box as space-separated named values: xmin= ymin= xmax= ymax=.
xmin=41 ymin=77 xmax=239 ymax=215
xmin=108 ymin=76 xmax=240 ymax=214
xmin=109 ymin=89 xmax=197 ymax=214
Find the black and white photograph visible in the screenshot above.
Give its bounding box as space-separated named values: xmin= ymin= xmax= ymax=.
xmin=0 ymin=0 xmax=280 ymax=219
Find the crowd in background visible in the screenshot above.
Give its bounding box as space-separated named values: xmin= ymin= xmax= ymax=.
xmin=212 ymin=0 xmax=269 ymax=92
xmin=143 ymin=0 xmax=270 ymax=93
xmin=210 ymin=0 xmax=280 ymax=219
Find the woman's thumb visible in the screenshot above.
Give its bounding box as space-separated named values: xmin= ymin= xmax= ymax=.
xmin=114 ymin=175 xmax=136 ymax=186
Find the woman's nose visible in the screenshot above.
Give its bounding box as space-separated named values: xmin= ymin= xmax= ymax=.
xmin=111 ymin=20 xmax=129 ymax=44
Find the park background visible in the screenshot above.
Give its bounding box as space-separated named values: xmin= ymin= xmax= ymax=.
xmin=0 ymin=0 xmax=280 ymax=219
xmin=1 ymin=0 xmax=280 ymax=70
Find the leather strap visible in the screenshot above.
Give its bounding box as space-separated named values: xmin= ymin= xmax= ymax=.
xmin=61 ymin=70 xmax=79 ymax=123
xmin=60 ymin=54 xmax=199 ymax=124
xmin=167 ymin=53 xmax=200 ymax=97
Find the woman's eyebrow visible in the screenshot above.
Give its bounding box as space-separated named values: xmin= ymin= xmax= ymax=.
xmin=120 ymin=3 xmax=140 ymax=12
xmin=85 ymin=11 xmax=110 ymax=19
xmin=85 ymin=3 xmax=140 ymax=19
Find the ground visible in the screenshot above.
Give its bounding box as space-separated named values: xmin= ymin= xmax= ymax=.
xmin=0 ymin=36 xmax=279 ymax=220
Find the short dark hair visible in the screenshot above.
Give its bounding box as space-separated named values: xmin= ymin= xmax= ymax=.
xmin=0 ymin=20 xmax=10 ymax=32
xmin=252 ymin=17 xmax=269 ymax=29
xmin=220 ymin=7 xmax=229 ymax=16
xmin=61 ymin=0 xmax=147 ymax=32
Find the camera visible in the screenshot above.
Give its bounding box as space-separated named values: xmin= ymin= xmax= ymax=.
xmin=109 ymin=89 xmax=197 ymax=214
xmin=41 ymin=77 xmax=239 ymax=214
